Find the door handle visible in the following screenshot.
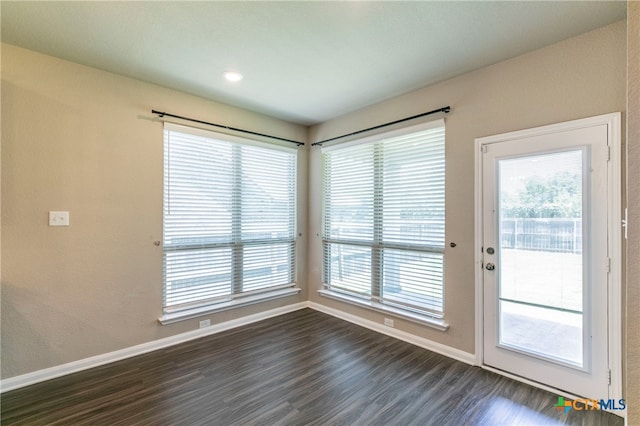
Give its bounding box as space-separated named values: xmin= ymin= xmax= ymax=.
xmin=486 ymin=262 xmax=495 ymax=271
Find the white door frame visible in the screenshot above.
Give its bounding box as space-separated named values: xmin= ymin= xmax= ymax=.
xmin=474 ymin=113 xmax=622 ymax=403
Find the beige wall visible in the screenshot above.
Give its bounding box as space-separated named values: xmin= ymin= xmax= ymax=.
xmin=0 ymin=44 xmax=308 ymax=378
xmin=308 ymin=21 xmax=627 ymax=355
xmin=1 ymin=17 xmax=632 ymax=395
xmin=626 ymin=2 xmax=639 ymax=423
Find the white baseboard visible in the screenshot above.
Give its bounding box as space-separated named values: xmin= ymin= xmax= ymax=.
xmin=308 ymin=302 xmax=476 ymax=365
xmin=2 ymin=301 xmax=475 ymax=393
xmin=0 ymin=302 xmax=308 ymax=393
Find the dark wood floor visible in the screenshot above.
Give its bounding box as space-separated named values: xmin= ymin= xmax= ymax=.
xmin=1 ymin=309 xmax=623 ymax=425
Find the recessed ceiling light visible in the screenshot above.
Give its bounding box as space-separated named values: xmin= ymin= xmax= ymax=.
xmin=224 ymin=71 xmax=243 ymax=82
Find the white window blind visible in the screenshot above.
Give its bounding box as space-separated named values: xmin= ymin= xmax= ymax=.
xmin=321 ymin=120 xmax=445 ymax=318
xmin=163 ymin=124 xmax=297 ymax=314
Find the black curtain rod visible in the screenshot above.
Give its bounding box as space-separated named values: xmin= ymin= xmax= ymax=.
xmin=311 ymin=106 xmax=450 ymax=147
xmin=151 ymin=110 xmax=305 ymax=146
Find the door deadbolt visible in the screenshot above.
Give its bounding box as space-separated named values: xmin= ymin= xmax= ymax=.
xmin=486 ymin=247 xmax=495 ymax=255
xmin=485 ymin=263 xmax=495 ymax=271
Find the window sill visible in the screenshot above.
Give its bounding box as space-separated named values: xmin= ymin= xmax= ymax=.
xmin=159 ymin=287 xmax=302 ymax=325
xmin=318 ymin=289 xmax=449 ymax=332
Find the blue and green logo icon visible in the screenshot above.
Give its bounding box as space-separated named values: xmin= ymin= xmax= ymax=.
xmin=554 ymin=397 xmax=572 ymax=413
xmin=553 ymin=396 xmax=626 ymax=413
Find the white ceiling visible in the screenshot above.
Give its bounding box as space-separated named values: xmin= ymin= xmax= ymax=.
xmin=1 ymin=1 xmax=627 ymax=126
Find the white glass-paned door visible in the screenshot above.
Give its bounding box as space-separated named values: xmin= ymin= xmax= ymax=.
xmin=481 ymin=119 xmax=612 ymax=400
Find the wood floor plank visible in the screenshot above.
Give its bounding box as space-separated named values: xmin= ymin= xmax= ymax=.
xmin=0 ymin=309 xmax=624 ymax=425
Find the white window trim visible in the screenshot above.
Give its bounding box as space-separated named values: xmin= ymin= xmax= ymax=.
xmin=320 ymin=118 xmax=446 ymax=323
xmin=318 ymin=289 xmax=449 ymax=331
xmin=161 ymin=123 xmax=298 ymax=319
xmin=164 ymin=122 xmax=298 ymax=153
xmin=320 ymin=118 xmax=446 ymax=152
xmin=158 ymin=287 xmax=301 ymax=325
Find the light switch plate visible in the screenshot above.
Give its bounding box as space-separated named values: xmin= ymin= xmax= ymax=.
xmin=49 ymin=211 xmax=69 ymax=226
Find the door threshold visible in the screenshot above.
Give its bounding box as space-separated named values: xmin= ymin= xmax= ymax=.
xmin=481 ymin=364 xmax=626 ymax=420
